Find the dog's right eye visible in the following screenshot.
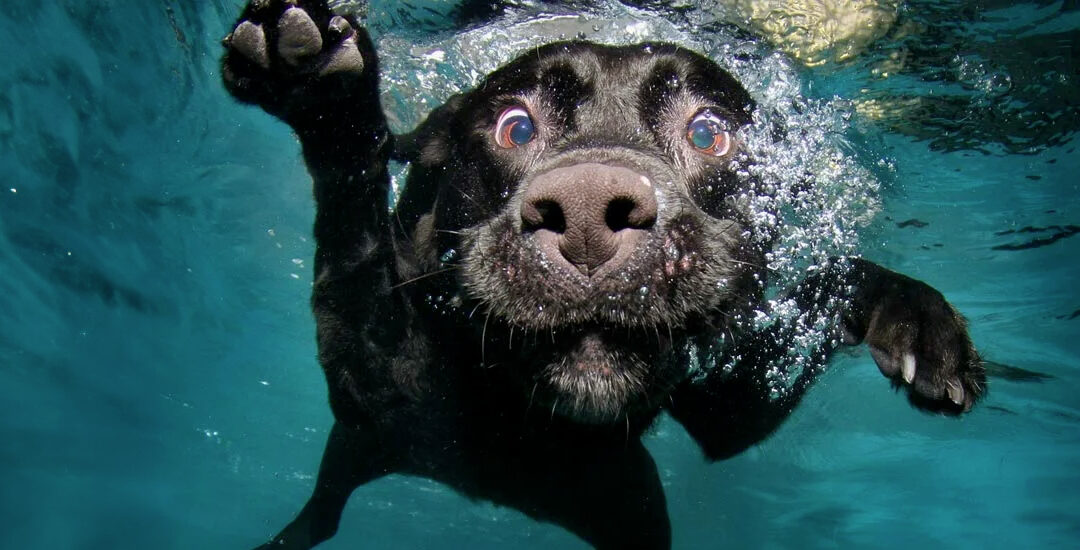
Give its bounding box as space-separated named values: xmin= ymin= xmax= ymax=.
xmin=494 ymin=107 xmax=536 ymax=149
xmin=686 ymin=111 xmax=732 ymax=157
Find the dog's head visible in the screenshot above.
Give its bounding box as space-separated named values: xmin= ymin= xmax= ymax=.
xmin=398 ymin=42 xmax=765 ymax=424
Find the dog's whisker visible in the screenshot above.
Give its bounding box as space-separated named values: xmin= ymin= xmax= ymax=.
xmin=391 ymin=267 xmax=459 ymax=289
xmin=482 ymin=311 xmax=491 ymax=366
xmin=523 ymin=381 xmax=540 ymax=423
xmin=468 ymin=300 xmax=487 ymax=320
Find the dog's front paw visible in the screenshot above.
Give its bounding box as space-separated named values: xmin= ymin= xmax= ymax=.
xmin=222 ymin=0 xmax=370 ymax=122
xmin=853 ymin=276 xmax=985 ymax=413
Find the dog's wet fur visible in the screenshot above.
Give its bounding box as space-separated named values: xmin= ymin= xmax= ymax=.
xmin=395 ymin=41 xmax=765 ymax=426
xmin=222 ymin=2 xmax=986 ymax=548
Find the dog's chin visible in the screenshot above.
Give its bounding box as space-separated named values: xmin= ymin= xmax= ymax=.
xmin=530 ymin=330 xmax=671 ymax=425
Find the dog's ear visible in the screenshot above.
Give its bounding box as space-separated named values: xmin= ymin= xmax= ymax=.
xmin=392 ymin=93 xmax=468 ymax=230
xmin=392 ymin=93 xmax=467 ymax=165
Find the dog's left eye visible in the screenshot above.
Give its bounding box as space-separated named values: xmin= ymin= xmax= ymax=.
xmin=494 ymin=107 xmax=536 ymax=149
xmin=686 ymin=112 xmax=732 ymax=157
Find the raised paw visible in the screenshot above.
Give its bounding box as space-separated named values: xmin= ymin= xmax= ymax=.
xmin=855 ymin=277 xmax=986 ymax=414
xmin=221 ymin=0 xmax=371 ymax=122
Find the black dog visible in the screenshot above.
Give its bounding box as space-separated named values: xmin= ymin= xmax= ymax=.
xmin=221 ymin=2 xmax=986 ymax=548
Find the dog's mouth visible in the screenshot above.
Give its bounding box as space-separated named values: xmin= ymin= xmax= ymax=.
xmin=489 ymin=318 xmax=687 ymax=425
xmin=436 ymin=204 xmax=760 ymax=424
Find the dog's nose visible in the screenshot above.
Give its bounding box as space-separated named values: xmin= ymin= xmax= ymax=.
xmin=521 ymin=163 xmax=658 ymax=278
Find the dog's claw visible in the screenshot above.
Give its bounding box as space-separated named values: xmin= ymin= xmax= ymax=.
xmin=328 ymin=15 xmax=351 ymax=40
xmin=855 ymin=266 xmax=985 ymax=413
xmin=901 ymin=352 xmax=916 ymax=384
xmin=946 ymin=379 xmax=965 ymax=407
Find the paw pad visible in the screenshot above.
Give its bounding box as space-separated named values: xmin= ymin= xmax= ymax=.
xmin=276 ymin=7 xmax=323 ymax=66
xmin=221 ymin=0 xmax=369 ymax=115
xmin=231 ymin=21 xmax=270 ymax=69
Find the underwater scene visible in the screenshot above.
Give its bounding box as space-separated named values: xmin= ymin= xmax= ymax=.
xmin=1 ymin=0 xmax=1078 ymax=548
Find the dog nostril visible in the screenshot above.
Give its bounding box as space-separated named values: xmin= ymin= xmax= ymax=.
xmin=605 ymin=197 xmax=652 ymax=232
xmin=523 ymin=199 xmax=567 ymax=233
xmin=604 ymin=197 xmax=643 ymax=231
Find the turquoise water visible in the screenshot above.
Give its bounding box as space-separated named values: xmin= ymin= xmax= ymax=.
xmin=1 ymin=1 xmax=1078 ymax=548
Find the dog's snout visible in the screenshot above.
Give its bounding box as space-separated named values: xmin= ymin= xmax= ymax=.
xmin=521 ymin=163 xmax=657 ymax=278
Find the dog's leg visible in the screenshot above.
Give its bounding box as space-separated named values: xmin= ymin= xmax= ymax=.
xmin=511 ymin=438 xmax=671 ymax=549
xmin=255 ymin=422 xmax=392 ymax=550
xmin=666 ymin=319 xmax=832 ymax=461
xmin=830 ymin=258 xmax=986 ymax=412
xmin=669 ymin=258 xmax=986 ymax=460
xmin=221 ymin=0 xmax=393 ymax=277
xmin=222 ymin=4 xmax=402 ymax=547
